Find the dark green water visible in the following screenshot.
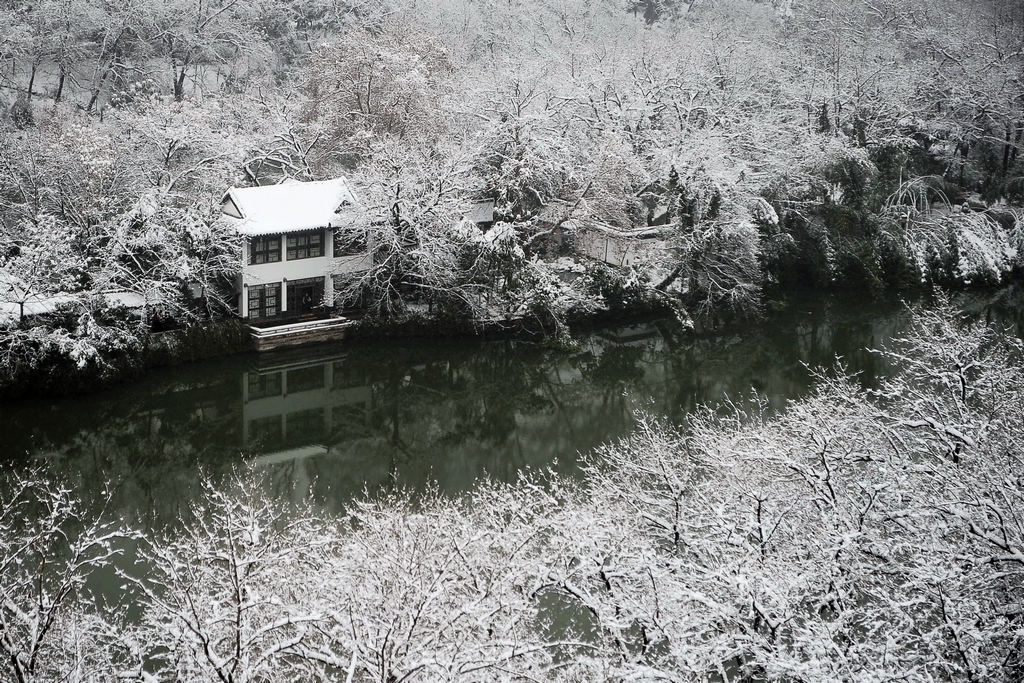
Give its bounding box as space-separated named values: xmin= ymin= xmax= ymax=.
xmin=3 ymin=288 xmax=1022 ymax=527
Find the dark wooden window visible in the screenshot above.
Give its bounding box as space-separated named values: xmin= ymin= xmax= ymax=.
xmin=247 ymin=282 xmax=281 ymax=319
xmin=287 ymin=230 xmax=324 ymax=260
xmin=334 ymin=229 xmax=367 ymax=257
xmin=247 ymin=415 xmax=283 ymax=448
xmin=249 ymin=235 xmax=281 ymax=265
xmin=284 ymin=407 xmax=325 ymax=446
xmin=247 ymin=371 xmax=282 ymax=400
xmin=286 ymin=365 xmax=325 ymax=393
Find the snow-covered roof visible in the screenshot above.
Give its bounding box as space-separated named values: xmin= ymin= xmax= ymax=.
xmin=221 ymin=178 xmax=358 ymax=236
xmin=465 ymin=199 xmax=495 ymax=224
xmin=572 ymin=220 xmax=666 ymax=240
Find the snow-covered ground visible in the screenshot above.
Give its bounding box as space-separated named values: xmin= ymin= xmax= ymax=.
xmin=0 ymin=279 xmax=146 ymax=326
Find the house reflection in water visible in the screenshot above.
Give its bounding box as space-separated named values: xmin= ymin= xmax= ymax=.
xmin=241 ymin=353 xmax=372 ymax=466
xmin=234 ymin=323 xmax=672 ymax=501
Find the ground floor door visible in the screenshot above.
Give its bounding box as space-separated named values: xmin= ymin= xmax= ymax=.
xmin=286 ymin=277 xmax=325 ymax=318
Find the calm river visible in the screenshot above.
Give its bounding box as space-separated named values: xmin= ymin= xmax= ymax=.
xmin=2 ymin=288 xmax=1022 ymax=527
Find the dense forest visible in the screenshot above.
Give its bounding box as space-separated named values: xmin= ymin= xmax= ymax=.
xmin=1 ymin=0 xmax=1023 ymax=388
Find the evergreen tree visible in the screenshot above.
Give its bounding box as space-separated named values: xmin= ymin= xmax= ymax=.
xmin=817 ymin=102 xmax=832 ymax=135
xmin=666 ymin=165 xmax=681 ymax=222
xmin=9 ymin=96 xmax=33 ymax=129
xmin=626 ymin=0 xmax=687 ymax=25
xmin=707 ymin=187 xmax=722 ymax=220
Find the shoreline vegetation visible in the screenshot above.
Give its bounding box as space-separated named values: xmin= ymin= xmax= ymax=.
xmin=0 ymin=286 xmax=687 ymax=398
xmin=2 ymin=0 xmax=1023 ymax=397
xmin=3 ymin=300 xmax=1023 ymax=681
xmin=1 ymin=277 xmax=1022 ymax=399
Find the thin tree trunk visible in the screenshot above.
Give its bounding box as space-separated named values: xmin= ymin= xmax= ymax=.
xmin=1002 ymin=125 xmax=1012 ymax=175
xmin=87 ymin=63 xmax=113 ymax=113
xmin=959 ymin=142 xmax=969 ymax=186
xmin=655 ymin=265 xmax=683 ymax=292
xmin=55 ymin=68 xmax=66 ymax=102
xmin=173 ymin=67 xmax=187 ymax=101
xmin=26 ymin=63 xmax=36 ymax=102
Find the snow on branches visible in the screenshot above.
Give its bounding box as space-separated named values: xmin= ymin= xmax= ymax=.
xmin=4 ymin=302 xmax=1024 ymax=681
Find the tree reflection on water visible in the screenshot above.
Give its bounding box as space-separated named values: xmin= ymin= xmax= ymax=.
xmin=13 ymin=290 xmax=1011 ymax=529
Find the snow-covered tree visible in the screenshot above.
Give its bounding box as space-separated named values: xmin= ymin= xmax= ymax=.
xmin=0 ymin=470 xmax=135 ymax=683
xmin=319 ymin=484 xmax=578 ymax=681
xmin=96 ymin=196 xmax=241 ymax=322
xmin=3 ymin=301 xmax=1024 ymax=680
xmin=126 ymin=474 xmax=349 ymax=681
xmin=0 ymin=215 xmax=86 ymax=326
xmin=332 ymin=140 xmax=488 ymax=319
xmin=304 ymin=20 xmax=456 ymax=149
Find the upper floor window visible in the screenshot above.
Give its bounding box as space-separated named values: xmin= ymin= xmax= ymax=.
xmin=247 ymin=371 xmax=282 ymax=400
xmin=287 ymin=230 xmax=324 ymax=260
xmin=334 ymin=229 xmax=367 ymax=257
xmin=249 ymin=235 xmax=281 ymax=265
xmin=287 ymin=365 xmax=325 ymax=393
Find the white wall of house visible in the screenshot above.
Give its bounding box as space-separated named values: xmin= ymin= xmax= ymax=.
xmin=239 ymin=235 xmax=371 ymax=318
xmin=576 ymin=228 xmax=663 ymax=268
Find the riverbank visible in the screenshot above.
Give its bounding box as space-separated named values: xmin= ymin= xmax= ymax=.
xmin=0 ymin=318 xmax=255 ymax=399
xmin=6 ymin=277 xmax=1024 ymax=400
xmin=0 ymin=283 xmax=692 ymax=399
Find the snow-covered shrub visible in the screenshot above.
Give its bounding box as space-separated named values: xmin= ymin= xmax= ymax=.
xmin=1004 ymin=207 xmax=1024 ymax=271
xmin=758 ymin=208 xmax=839 ymax=289
xmin=766 ymin=138 xmax=878 ymax=210
xmin=749 ymin=197 xmax=779 ymax=230
xmin=683 ymin=219 xmax=763 ymax=313
xmin=9 ymin=95 xmax=33 ymax=129
xmin=516 ymin=257 xmax=604 ymax=335
xmin=811 ymin=138 xmax=878 ymax=208
xmin=477 ymin=221 xmax=527 ymax=293
xmin=896 ymin=212 xmax=1018 ymax=286
xmin=946 ymin=212 xmax=1018 ymax=284
xmin=0 ymin=306 xmax=147 ymax=397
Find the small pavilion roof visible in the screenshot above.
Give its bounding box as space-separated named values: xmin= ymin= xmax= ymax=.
xmin=464 ymin=199 xmax=495 ymax=224
xmin=221 ymin=178 xmax=358 ymax=236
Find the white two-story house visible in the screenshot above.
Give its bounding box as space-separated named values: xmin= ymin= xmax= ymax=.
xmin=220 ymin=178 xmax=371 ymax=324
